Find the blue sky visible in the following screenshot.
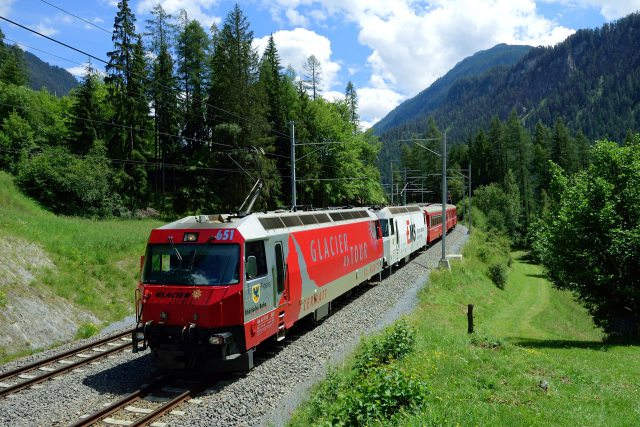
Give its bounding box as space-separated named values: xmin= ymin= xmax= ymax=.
xmin=1 ymin=0 xmax=639 ymax=128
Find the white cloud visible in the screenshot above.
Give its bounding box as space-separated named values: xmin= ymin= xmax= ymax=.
xmin=137 ymin=0 xmax=221 ymax=28
xmin=259 ymin=0 xmax=581 ymax=123
xmin=66 ymin=63 xmax=90 ymax=78
xmin=544 ymin=0 xmax=640 ymax=20
xmin=254 ymin=28 xmax=341 ymax=91
xmin=286 ymin=8 xmax=310 ymax=26
xmin=0 ymin=0 xmax=14 ymax=16
xmin=357 ymin=86 xmax=406 ymax=126
xmin=34 ymin=23 xmax=59 ymax=37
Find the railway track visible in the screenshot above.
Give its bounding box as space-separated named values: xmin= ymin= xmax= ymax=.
xmin=0 ymin=329 xmax=134 ymax=398
xmin=69 ymin=375 xmax=210 ymax=427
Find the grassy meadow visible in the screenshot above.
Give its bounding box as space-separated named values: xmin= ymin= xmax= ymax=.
xmin=0 ymin=171 xmax=163 ymax=323
xmin=289 ymin=230 xmax=640 ymax=426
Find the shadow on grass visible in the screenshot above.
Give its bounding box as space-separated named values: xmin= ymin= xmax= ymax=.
xmin=526 ymin=273 xmax=547 ymax=279
xmin=514 ymin=252 xmax=539 ymax=265
xmin=510 ymin=337 xmax=640 ymax=350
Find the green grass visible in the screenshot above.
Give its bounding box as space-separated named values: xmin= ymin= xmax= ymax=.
xmin=0 ymin=171 xmax=163 ymax=322
xmin=289 ymin=230 xmax=640 ymax=426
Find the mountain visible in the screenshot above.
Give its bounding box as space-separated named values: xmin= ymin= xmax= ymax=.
xmin=24 ymin=50 xmax=78 ymax=96
xmin=377 ymin=12 xmax=640 ymax=144
xmin=372 ymin=44 xmax=532 ymax=135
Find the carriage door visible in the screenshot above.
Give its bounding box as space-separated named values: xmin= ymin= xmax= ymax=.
xmin=273 ymin=242 xmax=287 ymax=306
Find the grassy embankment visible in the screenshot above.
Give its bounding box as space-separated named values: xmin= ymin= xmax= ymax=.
xmin=0 ymin=171 xmax=163 ymax=328
xmin=290 ymin=230 xmax=640 ymax=426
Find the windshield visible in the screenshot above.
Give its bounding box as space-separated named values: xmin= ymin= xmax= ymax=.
xmin=142 ymin=243 xmax=240 ymax=286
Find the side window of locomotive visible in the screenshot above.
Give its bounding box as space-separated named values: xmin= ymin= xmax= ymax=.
xmin=245 ymin=240 xmax=267 ymax=278
xmin=389 ymin=219 xmax=395 ymax=235
xmin=151 ymin=254 xmax=171 ymax=272
xmin=380 ymin=219 xmax=389 ymax=237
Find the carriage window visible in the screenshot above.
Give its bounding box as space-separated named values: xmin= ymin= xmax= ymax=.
xmin=245 ymin=240 xmax=268 ymax=278
xmin=390 ymin=219 xmax=395 ymax=235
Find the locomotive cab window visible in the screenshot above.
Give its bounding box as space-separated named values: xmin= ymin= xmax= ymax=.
xmin=245 ymin=240 xmax=268 ymax=279
xmin=142 ymin=243 xmax=240 ymax=286
xmin=379 ymin=219 xmax=389 ymax=237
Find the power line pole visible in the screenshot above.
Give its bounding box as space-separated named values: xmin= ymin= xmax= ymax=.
xmin=403 ymin=168 xmax=407 ymax=205
xmin=290 ymin=121 xmax=296 ymax=210
xmin=468 ymin=160 xmax=472 ymax=234
xmin=390 ymin=160 xmax=393 ymax=205
xmin=439 ymin=130 xmax=450 ymax=270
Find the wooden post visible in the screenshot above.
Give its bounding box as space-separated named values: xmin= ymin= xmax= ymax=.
xmin=467 ymin=304 xmax=474 ymax=334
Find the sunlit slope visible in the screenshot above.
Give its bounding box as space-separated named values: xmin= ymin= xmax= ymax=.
xmin=0 ymin=171 xmax=163 ymax=359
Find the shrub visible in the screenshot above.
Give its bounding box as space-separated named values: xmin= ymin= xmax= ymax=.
xmin=318 ymin=365 xmax=430 ymax=426
xmin=76 ymin=322 xmax=99 ymax=339
xmin=0 ymin=290 xmax=7 ymax=307
xmin=16 ymin=146 xmax=116 ymax=217
xmin=488 ymin=263 xmax=507 ymax=289
xmin=353 ymin=319 xmax=416 ymax=373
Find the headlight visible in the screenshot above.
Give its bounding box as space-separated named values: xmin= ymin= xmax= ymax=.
xmin=209 ymin=335 xmax=223 ymax=345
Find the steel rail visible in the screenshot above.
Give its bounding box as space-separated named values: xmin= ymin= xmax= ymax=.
xmin=0 ymin=329 xmax=134 ymax=398
xmin=67 ymin=376 xmax=171 ymax=427
xmin=0 ymin=329 xmax=133 ymax=382
xmin=68 ymin=375 xmax=209 ymax=427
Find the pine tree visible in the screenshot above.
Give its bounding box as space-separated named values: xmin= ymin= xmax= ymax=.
xmin=0 ymin=44 xmax=27 ymax=86
xmin=145 ymin=5 xmax=180 ymax=204
xmin=258 ymin=35 xmax=290 ymax=201
xmin=345 ymin=81 xmax=358 ymax=130
xmin=505 ymin=109 xmax=533 ymax=227
xmin=105 ymin=0 xmax=151 ymax=207
xmin=176 ymin=13 xmax=209 ymax=152
xmin=68 ymin=64 xmax=105 ymax=154
xmin=550 ymin=118 xmax=578 ymax=173
xmin=207 ymin=4 xmax=279 ymax=211
xmin=302 ymin=55 xmax=322 ymax=100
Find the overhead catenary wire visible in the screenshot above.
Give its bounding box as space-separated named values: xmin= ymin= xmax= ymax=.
xmin=1 ymin=14 xmax=376 ymax=189
xmin=0 ymin=35 xmax=293 ymax=161
xmin=0 ymin=10 xmax=352 ymax=148
xmin=0 ymin=14 xmax=297 ymax=143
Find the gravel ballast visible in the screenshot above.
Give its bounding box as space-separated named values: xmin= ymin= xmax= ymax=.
xmin=0 ymin=226 xmax=468 ymax=427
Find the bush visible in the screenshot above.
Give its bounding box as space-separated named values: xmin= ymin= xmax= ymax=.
xmin=16 ymin=146 xmax=117 ymax=217
xmin=76 ymin=322 xmax=99 ymax=339
xmin=0 ymin=290 xmax=6 ymax=307
xmin=307 ymin=320 xmax=426 ymax=426
xmin=317 ymin=365 xmax=430 ymax=426
xmin=353 ymin=319 xmax=416 ymax=373
xmin=488 ymin=263 xmax=507 ymax=289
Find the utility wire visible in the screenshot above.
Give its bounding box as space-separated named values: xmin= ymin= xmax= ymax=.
xmin=0 ymin=11 xmax=350 ymax=147
xmin=0 ymin=15 xmax=293 ymax=142
xmin=0 ymin=36 xmax=293 ymax=160
xmin=0 ymin=146 xmax=257 ymax=173
xmin=38 ymin=0 xmax=112 ymax=34
xmin=0 ymin=14 xmax=364 ymax=168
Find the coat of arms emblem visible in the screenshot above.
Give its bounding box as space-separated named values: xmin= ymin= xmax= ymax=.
xmin=251 ymin=284 xmax=260 ymax=303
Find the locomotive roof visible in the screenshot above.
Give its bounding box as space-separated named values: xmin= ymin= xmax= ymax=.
xmin=156 ymin=207 xmax=377 ymax=238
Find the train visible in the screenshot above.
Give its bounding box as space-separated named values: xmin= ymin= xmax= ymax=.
xmin=132 ymin=203 xmax=457 ymax=371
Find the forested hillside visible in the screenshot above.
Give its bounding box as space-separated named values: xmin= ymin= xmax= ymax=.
xmin=379 ymin=12 xmax=640 ymax=144
xmin=0 ymin=1 xmax=383 ymax=218
xmin=24 ymin=50 xmax=78 ymax=95
xmin=372 ymin=43 xmax=531 ymax=134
